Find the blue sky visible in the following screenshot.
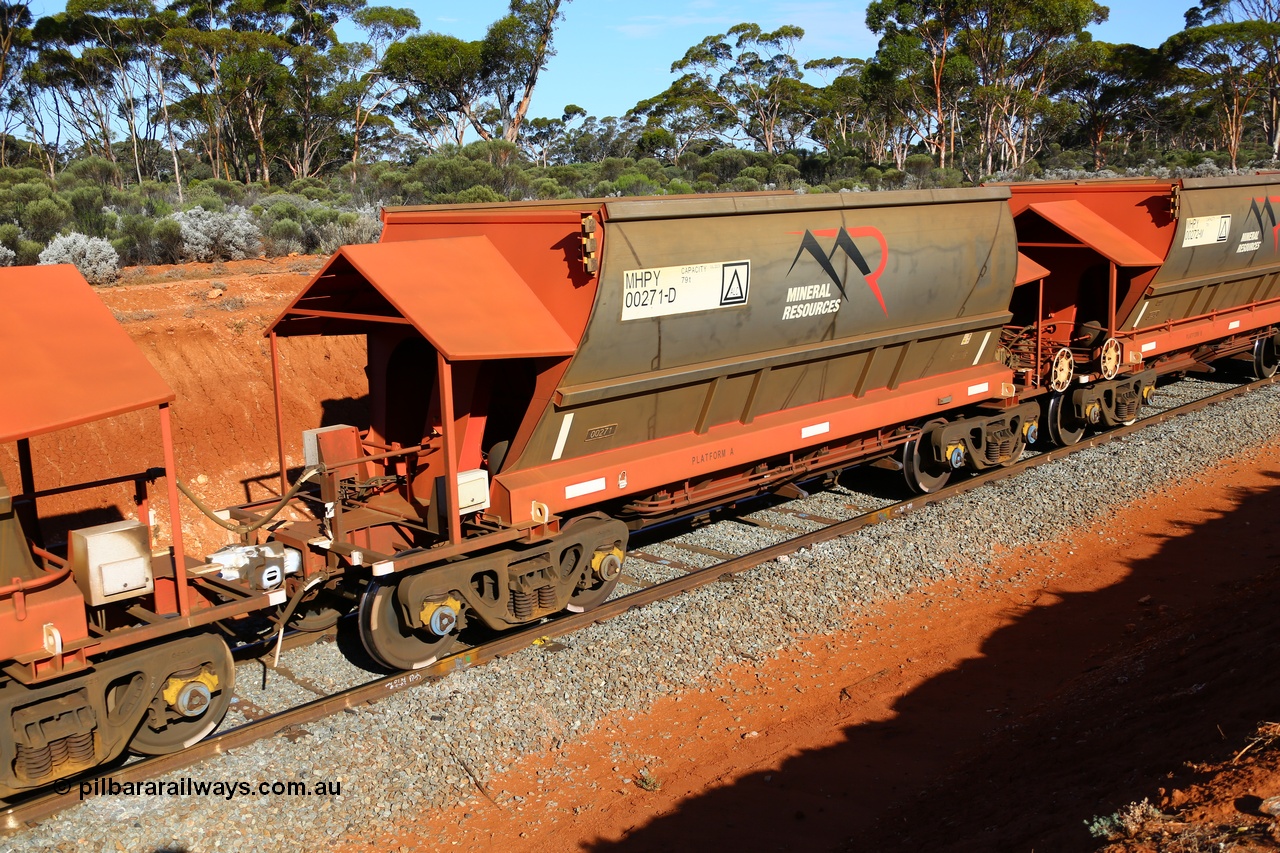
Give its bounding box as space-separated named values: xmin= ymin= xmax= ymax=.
xmin=425 ymin=0 xmax=1194 ymax=120
xmin=25 ymin=0 xmax=1195 ymax=123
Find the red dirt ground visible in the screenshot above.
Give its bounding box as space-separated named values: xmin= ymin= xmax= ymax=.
xmin=8 ymin=261 xmax=1280 ymax=851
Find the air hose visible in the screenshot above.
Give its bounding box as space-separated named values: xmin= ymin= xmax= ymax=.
xmin=176 ymin=467 xmax=319 ymax=536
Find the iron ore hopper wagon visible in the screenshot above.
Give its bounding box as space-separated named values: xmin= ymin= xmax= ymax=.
xmin=2 ymin=174 xmax=1279 ymax=799
xmin=0 ymin=267 xmax=283 ymax=800
xmin=263 ymin=188 xmax=1040 ymax=670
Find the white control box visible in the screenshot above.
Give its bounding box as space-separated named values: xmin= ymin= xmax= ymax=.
xmin=303 ymin=424 xmax=356 ymax=468
xmin=70 ymin=520 xmax=153 ymax=606
xmin=457 ymin=469 xmax=490 ymax=514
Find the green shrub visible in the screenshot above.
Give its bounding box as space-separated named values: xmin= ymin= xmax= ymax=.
xmin=770 ymin=164 xmax=802 ymax=186
xmin=66 ymin=185 xmax=107 ymax=236
xmin=904 ymin=153 xmax=935 ymax=184
xmin=598 ymin=157 xmax=634 ymax=181
xmin=634 ymin=158 xmax=666 ymax=180
xmin=615 ymin=173 xmax=660 ymax=196
xmin=304 ymin=206 xmax=338 ymax=227
xmin=0 ymin=222 xmax=20 ymax=253
xmin=198 ymin=178 xmax=245 ymax=203
xmin=531 ymin=177 xmax=564 ymax=199
xmin=152 ymin=218 xmax=183 ymax=264
xmin=182 ymin=188 xmax=225 ymax=212
xmin=702 ymin=149 xmax=752 ymax=183
xmin=289 ymin=177 xmax=333 ymax=200
xmin=454 ymin=185 xmax=504 ymax=204
xmin=116 ymin=214 xmax=156 ymax=265
xmin=269 ymin=218 xmax=304 ymax=242
xmin=23 ymin=196 xmax=70 ymax=243
xmin=931 ymin=167 xmax=965 ymax=188
xmin=11 ymin=181 xmax=50 ymax=205
xmin=64 ymin=156 xmax=121 ymax=187
xmin=266 ymin=199 xmax=304 ymax=223
xmin=16 ymin=239 xmax=42 ymax=266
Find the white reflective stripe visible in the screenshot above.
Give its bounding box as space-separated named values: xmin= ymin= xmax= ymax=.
xmin=551 ymin=413 xmax=574 ymax=461
xmin=1229 ymin=320 xmax=1241 ymax=330
xmin=267 ymin=589 xmax=288 ymax=606
xmin=967 ymin=382 xmax=989 ymax=396
xmin=971 ymin=330 xmax=992 ymax=366
xmin=1132 ymin=301 xmax=1149 ymax=329
xmin=565 ymin=477 xmax=606 ymax=499
xmin=800 ymin=422 xmax=829 ymax=439
xmin=371 ymin=560 xmax=395 ymax=577
xmin=1140 ymin=341 xmax=1157 ymax=353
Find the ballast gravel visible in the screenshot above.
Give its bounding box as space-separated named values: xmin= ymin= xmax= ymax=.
xmin=16 ymin=376 xmax=1280 ymax=853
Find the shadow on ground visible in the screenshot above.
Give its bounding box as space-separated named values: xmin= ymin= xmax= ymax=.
xmin=585 ymin=470 xmax=1280 ymax=853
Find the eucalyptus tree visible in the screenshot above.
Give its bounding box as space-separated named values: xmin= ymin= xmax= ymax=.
xmin=1059 ymin=42 xmax=1168 ymax=168
xmin=865 ymin=0 xmax=968 ymax=167
xmin=29 ymin=1 xmax=150 ymax=176
xmin=1165 ymin=12 xmax=1280 ymax=168
xmin=483 ymin=0 xmax=568 ymax=143
xmin=337 ymin=6 xmax=419 ymax=176
xmin=163 ymin=0 xmax=246 ymax=182
xmin=670 ymin=22 xmax=806 ymax=154
xmin=1178 ymin=0 xmax=1280 ymax=160
xmin=250 ymin=0 xmax=367 ymax=179
xmin=382 ymin=32 xmax=488 ymax=146
xmin=956 ymin=0 xmax=1107 ymax=173
xmin=801 ymin=57 xmax=870 ymax=157
xmin=33 ymin=0 xmax=183 ymax=185
xmin=628 ymin=74 xmax=735 ymax=166
xmin=0 ymin=1 xmax=31 ymax=167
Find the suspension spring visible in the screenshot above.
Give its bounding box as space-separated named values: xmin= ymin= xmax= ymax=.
xmin=985 ymin=433 xmax=1013 ymax=465
xmin=48 ymin=736 xmax=69 ymax=766
xmin=16 ymin=743 xmax=52 ymax=779
xmin=537 ymin=585 xmax=556 ymax=611
xmin=510 ymin=589 xmax=534 ymax=619
xmin=66 ymin=731 xmax=94 ymax=764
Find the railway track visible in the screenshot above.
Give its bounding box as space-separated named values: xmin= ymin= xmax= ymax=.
xmin=3 ymin=371 xmax=1275 ymax=834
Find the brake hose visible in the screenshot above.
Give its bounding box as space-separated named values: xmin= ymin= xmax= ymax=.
xmin=176 ymin=467 xmax=319 ymax=536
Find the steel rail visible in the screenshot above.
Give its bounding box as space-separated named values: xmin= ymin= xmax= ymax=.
xmin=4 ymin=373 xmax=1275 ymax=833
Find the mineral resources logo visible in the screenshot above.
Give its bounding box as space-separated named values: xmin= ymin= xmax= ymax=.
xmin=786 ymin=227 xmax=890 ymax=317
xmin=1245 ymin=196 xmax=1280 ymax=251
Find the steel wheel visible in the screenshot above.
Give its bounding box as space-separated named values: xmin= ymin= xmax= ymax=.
xmin=1045 ymin=392 xmax=1086 ymax=447
xmin=359 ymin=580 xmax=459 ymax=670
xmin=567 ymin=575 xmax=619 ymax=612
xmin=567 ymin=542 xmax=623 ymax=613
xmin=290 ymin=578 xmax=357 ymax=632
xmin=1048 ymin=347 xmax=1075 ymax=392
xmin=900 ymin=421 xmax=951 ymax=495
xmin=1253 ymin=335 xmax=1279 ymax=379
xmin=129 ymin=635 xmax=234 ymax=755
